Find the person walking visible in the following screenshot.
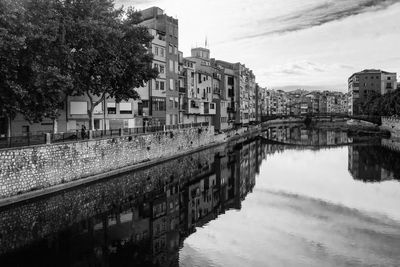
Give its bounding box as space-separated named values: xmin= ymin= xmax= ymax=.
xmin=81 ymin=125 xmax=86 ymax=140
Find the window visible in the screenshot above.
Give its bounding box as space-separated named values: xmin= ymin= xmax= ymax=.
xmin=227 ymin=76 xmax=234 ymax=85
xmin=169 ymin=97 xmax=174 ymax=108
xmin=107 ymin=102 xmax=116 ymax=114
xmin=155 ymin=81 xmax=160 ymax=90
xmin=152 ymin=97 xmax=166 ymax=111
xmin=155 ymin=46 xmax=159 ymax=56
xmin=70 ymin=101 xmax=88 ymax=115
xmin=160 ymin=81 xmax=165 ymax=90
xmin=160 ymin=48 xmax=164 ymax=57
xmin=169 ymin=44 xmax=173 ymax=54
xmin=388 ymin=77 xmax=391 ymax=80
xmin=210 ymin=103 xmax=215 ymax=109
xmin=154 ymin=63 xmax=159 ymax=70
xmin=174 ymin=97 xmax=179 ymax=108
xmin=386 ymin=82 xmax=393 ymax=89
xmin=159 ymin=65 xmax=165 ymax=74
xmin=169 ymin=60 xmax=173 ymax=72
xmin=198 ymin=73 xmax=202 ymax=83
xmin=93 ymin=102 xmax=103 ymax=114
xmin=169 ymin=79 xmax=174 ymax=90
xmin=174 ymin=45 xmax=177 ymax=55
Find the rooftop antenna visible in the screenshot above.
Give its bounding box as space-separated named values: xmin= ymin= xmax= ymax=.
xmin=205 ymin=36 xmax=208 ymax=48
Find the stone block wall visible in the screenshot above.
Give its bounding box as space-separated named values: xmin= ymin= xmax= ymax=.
xmin=0 ymin=126 xmax=214 ymax=198
xmin=0 ymin=144 xmax=221 ymax=254
xmin=381 ymin=117 xmax=400 ymax=138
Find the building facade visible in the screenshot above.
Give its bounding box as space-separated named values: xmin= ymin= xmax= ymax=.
xmin=348 ymin=69 xmax=397 ymax=115
xmin=139 ymin=7 xmax=180 ymax=125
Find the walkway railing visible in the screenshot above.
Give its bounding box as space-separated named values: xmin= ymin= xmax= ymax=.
xmin=0 ymin=122 xmax=209 ymax=149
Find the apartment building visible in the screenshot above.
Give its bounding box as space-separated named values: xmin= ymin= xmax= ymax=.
xmin=140 ymin=7 xmax=180 ymax=125
xmin=348 ymin=69 xmax=397 ymax=115
xmin=1 ymin=6 xmax=261 ymax=137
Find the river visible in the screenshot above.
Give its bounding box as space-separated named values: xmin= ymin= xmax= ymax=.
xmin=1 ymin=126 xmax=400 ymax=266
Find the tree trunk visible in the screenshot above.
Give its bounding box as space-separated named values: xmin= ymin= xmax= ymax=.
xmin=88 ymin=107 xmax=95 ymax=131
xmin=7 ymin=115 xmax=11 ymax=138
xmin=86 ymin=92 xmax=105 ymax=131
xmin=53 ymin=118 xmax=58 ymax=134
xmin=7 ymin=115 xmax=11 ymax=147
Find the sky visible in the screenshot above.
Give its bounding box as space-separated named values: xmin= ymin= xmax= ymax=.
xmin=115 ymin=0 xmax=400 ymax=92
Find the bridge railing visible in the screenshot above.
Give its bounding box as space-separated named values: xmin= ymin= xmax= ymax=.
xmin=261 ymin=113 xmax=382 ymax=125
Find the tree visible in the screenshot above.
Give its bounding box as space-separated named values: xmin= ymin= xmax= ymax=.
xmin=63 ymin=0 xmax=158 ymax=130
xmin=363 ymin=89 xmax=400 ymax=116
xmin=0 ymin=0 xmax=73 ymax=136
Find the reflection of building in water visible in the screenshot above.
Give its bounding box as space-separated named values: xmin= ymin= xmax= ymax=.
xmin=0 ymin=140 xmax=266 ymax=267
xmin=348 ymin=146 xmax=400 ymax=182
xmin=265 ymin=125 xmax=349 ymax=146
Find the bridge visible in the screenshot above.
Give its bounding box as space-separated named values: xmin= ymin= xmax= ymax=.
xmin=261 ymin=113 xmax=382 ymax=125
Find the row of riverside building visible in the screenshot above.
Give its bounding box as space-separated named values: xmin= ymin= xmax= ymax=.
xmin=260 ymin=68 xmax=399 ymax=117
xmin=259 ymin=89 xmax=349 ymax=116
xmin=0 ymin=7 xmax=260 ymax=137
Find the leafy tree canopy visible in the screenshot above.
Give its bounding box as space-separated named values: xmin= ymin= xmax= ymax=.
xmin=362 ymin=89 xmax=400 ymax=116
xmin=0 ymin=0 xmax=73 ymax=122
xmin=0 ymin=0 xmax=158 ymax=131
xmin=61 ymin=0 xmax=158 ymax=129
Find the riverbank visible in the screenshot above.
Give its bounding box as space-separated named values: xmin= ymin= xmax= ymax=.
xmin=0 ymin=125 xmax=261 ymax=207
xmin=0 ymin=126 xmax=215 ymax=201
xmin=309 ymin=119 xmax=391 ymax=137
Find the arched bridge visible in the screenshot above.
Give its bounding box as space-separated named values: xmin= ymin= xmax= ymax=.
xmin=261 ymin=113 xmax=382 ymax=125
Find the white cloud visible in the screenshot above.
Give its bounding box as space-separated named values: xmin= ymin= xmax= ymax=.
xmin=115 ymin=0 xmax=400 ymax=90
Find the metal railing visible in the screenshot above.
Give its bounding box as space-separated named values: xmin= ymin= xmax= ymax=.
xmin=0 ymin=122 xmax=210 ymax=149
xmin=0 ymin=133 xmax=47 ymax=149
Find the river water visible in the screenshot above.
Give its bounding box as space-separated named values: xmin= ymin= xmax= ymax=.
xmin=1 ymin=126 xmax=400 ymax=267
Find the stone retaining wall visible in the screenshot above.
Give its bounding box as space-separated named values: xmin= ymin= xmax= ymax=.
xmin=0 ymin=144 xmax=220 ymax=254
xmin=381 ymin=117 xmax=400 ymax=138
xmin=0 ymin=126 xmax=214 ymax=199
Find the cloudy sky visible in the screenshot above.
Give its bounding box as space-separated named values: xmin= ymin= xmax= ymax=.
xmin=116 ymin=0 xmax=400 ymax=92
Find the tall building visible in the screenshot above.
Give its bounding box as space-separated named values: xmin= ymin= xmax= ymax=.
xmin=212 ymin=60 xmax=257 ymax=126
xmin=181 ymin=47 xmax=217 ymax=126
xmin=135 ymin=28 xmax=167 ymax=127
xmin=139 ymin=7 xmax=180 ymax=125
xmin=213 ymin=60 xmax=240 ymax=125
xmin=348 ymin=69 xmax=397 ymax=115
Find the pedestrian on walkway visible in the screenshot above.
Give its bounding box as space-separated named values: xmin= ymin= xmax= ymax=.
xmin=81 ymin=125 xmax=86 ymax=139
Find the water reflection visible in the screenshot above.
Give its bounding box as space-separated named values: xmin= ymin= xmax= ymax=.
xmin=348 ymin=144 xmax=400 ymax=182
xmin=1 ymin=129 xmax=400 ymax=266
xmin=264 ymin=125 xmax=351 ymax=146
xmin=0 ymin=140 xmax=268 ymax=267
